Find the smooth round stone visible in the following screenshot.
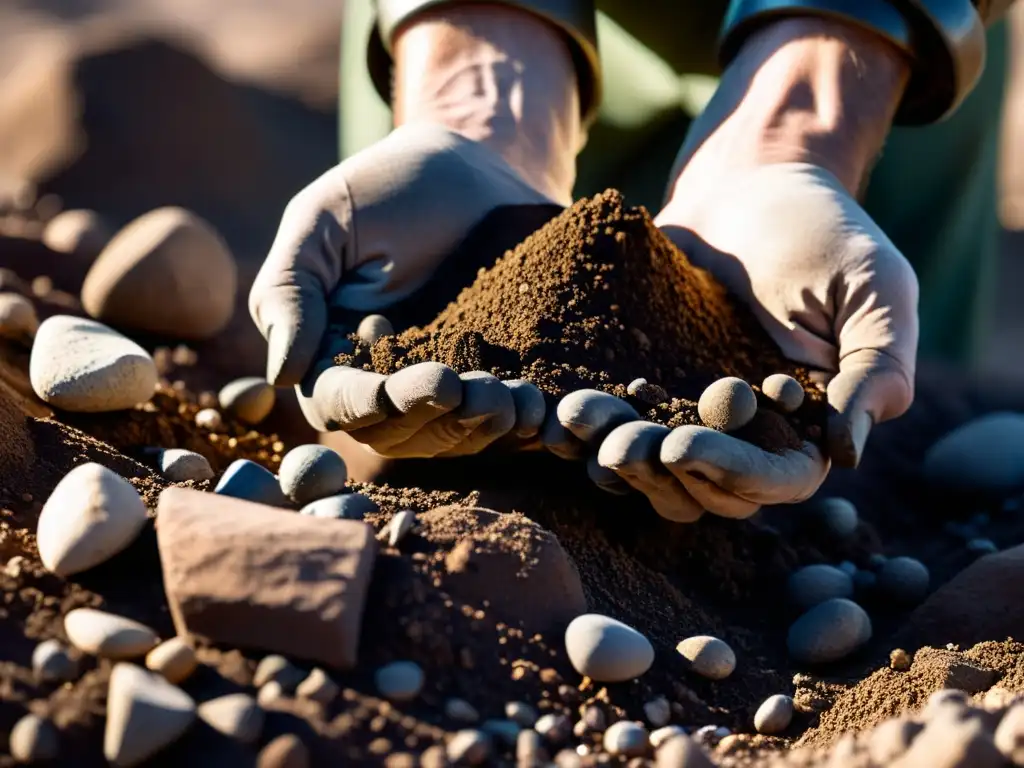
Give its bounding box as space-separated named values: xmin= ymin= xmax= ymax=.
xmin=30 ymin=316 xmax=157 ymax=412
xmin=603 ymin=721 xmax=648 ymax=757
xmin=754 ymin=694 xmax=794 ymax=734
xmin=644 ymin=697 xmax=671 ymax=728
xmin=64 ymin=608 xmax=159 ymax=660
xmin=762 ymin=374 xmax=805 ymax=413
xmin=82 ymin=207 xmax=237 ymax=340
xmin=967 ymin=538 xmax=998 ymax=555
xmin=787 ymin=565 xmax=854 ymax=610
xmin=194 ymin=408 xmax=224 ymax=431
xmin=445 ymin=698 xmax=480 ymax=723
xmin=676 ymin=635 xmax=736 ymax=680
xmin=356 ymin=314 xmax=394 ymax=344
xmin=447 ymin=730 xmax=492 ymax=765
xmin=482 ymin=719 xmax=521 ymax=745
xmin=534 ymin=713 xmax=571 ymax=743
xmin=104 ymin=662 xmax=196 ymax=766
xmin=9 ymin=714 xmax=59 ymax=762
xmin=564 ymin=614 xmax=654 ymax=682
xmin=505 ymin=701 xmax=538 ymax=728
xmin=516 ymin=729 xmax=547 ymax=766
xmin=257 ymin=734 xmax=310 ymax=768
xmin=649 ymin=725 xmax=687 ymax=749
xmin=375 ymin=661 xmax=425 ymax=701
xmin=278 ymin=444 xmax=347 ymax=505
xmin=214 ymin=459 xmax=288 ymax=507
xmin=787 ymin=598 xmax=872 ymax=664
xmin=42 ymin=208 xmax=111 ymax=258
xmin=806 ymin=498 xmax=859 ymax=539
xmin=145 ymin=637 xmax=197 ymax=684
xmin=253 ymin=655 xmax=305 ymax=692
xmin=300 ymin=493 xmax=378 ymax=520
xmin=0 ymin=292 xmax=38 ymax=342
xmin=557 ymin=390 xmax=641 ymax=443
xmin=296 ymin=668 xmax=339 ymax=705
xmin=218 ymin=377 xmax=275 ymax=425
xmin=157 ymin=449 xmax=213 ymax=483
xmin=923 ymin=413 xmax=1024 ymax=494
xmin=32 ymin=639 xmax=77 ymax=683
xmin=198 ymin=693 xmax=264 ymax=744
xmin=877 ymin=557 xmax=930 ymax=605
xmin=697 ymin=377 xmax=757 ymax=432
xmin=838 ymin=561 xmax=858 ymax=577
xmin=37 ymin=462 xmax=148 ymax=577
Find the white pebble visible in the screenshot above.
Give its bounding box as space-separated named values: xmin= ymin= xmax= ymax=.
xmin=253 ymin=655 xmax=305 ymax=692
xmin=564 ymin=614 xmax=654 ymax=682
xmin=787 ymin=565 xmax=854 ymax=610
xmin=754 ymin=694 xmax=794 ymax=734
xmin=0 ymin=292 xmax=38 ymax=342
xmin=194 ymin=408 xmax=223 ymax=431
xmin=697 ymin=377 xmax=757 ymax=432
xmin=603 ymin=721 xmax=648 ymax=757
xmin=8 ymin=714 xmax=59 ymax=763
xmin=877 ymin=556 xmax=930 ymax=605
xmin=356 ymin=314 xmax=394 ymax=344
xmin=104 ymin=662 xmax=196 ymax=766
xmin=535 ymin=713 xmax=571 ymax=743
xmin=197 ymin=693 xmax=264 ymax=744
xmin=157 ymin=449 xmax=213 ymax=483
xmin=761 ymin=374 xmax=804 ymax=413
xmin=375 ymin=660 xmax=424 ymax=701
xmin=218 ymin=377 xmax=275 ymax=425
xmin=385 ymin=510 xmax=416 ymax=547
xmin=676 ymin=635 xmax=736 ymax=680
xmin=505 ymin=701 xmax=538 ymax=727
xmin=64 ymin=608 xmax=158 ymax=660
xmin=32 ymin=639 xmax=77 ymax=683
xmin=42 ymin=208 xmax=111 ymax=257
xmin=278 ymin=444 xmax=347 ymax=505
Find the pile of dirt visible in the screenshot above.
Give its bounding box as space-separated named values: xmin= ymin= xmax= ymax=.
xmin=336 ymin=191 xmax=825 ymax=452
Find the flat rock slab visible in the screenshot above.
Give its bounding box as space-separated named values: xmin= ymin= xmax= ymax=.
xmin=156 ymin=487 xmax=377 ymax=669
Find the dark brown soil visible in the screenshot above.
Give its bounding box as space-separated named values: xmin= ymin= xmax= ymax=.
xmin=335 ymin=192 xmax=824 ymax=453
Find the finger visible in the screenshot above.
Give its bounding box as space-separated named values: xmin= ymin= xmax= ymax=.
xmin=557 ymin=390 xmax=640 ymax=444
xmin=660 ymin=426 xmax=829 ymax=519
xmin=598 ymin=421 xmax=704 ymax=523
xmin=503 ymin=380 xmax=547 ymax=438
xmin=301 ymin=365 xmax=389 ymax=433
xmin=827 ymin=348 xmax=914 ymax=468
xmin=586 ymin=455 xmax=631 ymax=496
xmin=540 ymin=406 xmax=586 ymax=460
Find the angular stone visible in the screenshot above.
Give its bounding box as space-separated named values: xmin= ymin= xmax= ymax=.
xmin=197 ymin=693 xmax=264 ymax=744
xmin=218 ymin=377 xmax=275 ymax=425
xmin=923 ymin=413 xmax=1024 ymax=494
xmin=104 ymin=663 xmax=196 ymax=767
xmin=156 ymin=487 xmax=377 ymax=669
xmin=64 ymin=608 xmax=158 ymax=660
xmin=145 ymin=637 xmax=197 ymax=684
xmin=214 ymin=459 xmax=288 ymax=507
xmin=30 ymin=316 xmax=157 ymax=412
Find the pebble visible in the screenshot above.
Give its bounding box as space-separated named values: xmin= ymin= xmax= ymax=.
xmin=214 ymin=459 xmax=289 ymax=507
xmin=697 ymin=377 xmax=757 ymax=432
xmin=295 ymin=668 xmax=339 ymax=705
xmin=218 ymin=377 xmax=275 ymax=425
xmin=787 ymin=598 xmax=872 ymax=664
xmin=385 ymin=510 xmax=416 ymax=547
xmin=761 ymin=374 xmax=805 ymax=413
xmin=483 ymin=719 xmax=522 ymax=745
xmin=0 ymin=292 xmax=38 ymax=342
xmin=517 ymin=729 xmax=548 ymax=766
xmin=564 ymin=614 xmax=655 ymax=682
xmin=420 ymin=745 xmax=450 ymax=768
xmin=42 ymin=208 xmax=111 ymax=257
xmin=278 ymin=444 xmax=347 ymax=505
xmin=644 ymin=697 xmax=672 ymax=728
xmin=32 ymin=639 xmax=77 ymax=683
xmin=555 ymin=749 xmax=583 ymax=768
xmin=257 ymin=680 xmax=286 ymax=707
xmin=157 ymin=449 xmax=214 ymax=483
xmin=994 ymin=702 xmax=1024 ymax=763
xmin=375 ymin=660 xmax=424 ymax=701
xmin=582 ymin=705 xmax=607 ymax=733
xmin=967 ymin=538 xmax=998 ymax=555
xmin=676 ymin=635 xmax=736 ymax=680
xmin=787 ymin=565 xmax=854 ymax=610
xmin=877 ymin=556 xmax=930 ymax=605
xmin=253 ymin=655 xmax=305 ymax=692
xmin=868 ymin=553 xmax=888 ymax=570
xmin=8 ymin=714 xmax=59 ymax=763
xmin=890 ymin=648 xmax=912 ymax=671
xmin=926 ymin=412 xmax=1024 ymax=494
xmin=144 ymin=637 xmax=197 ymax=684
xmin=37 ymin=462 xmax=148 ymax=577
xmin=753 ymin=694 xmax=794 ymax=734
xmin=104 ymin=662 xmax=196 ymax=767
xmin=356 ymin=314 xmax=394 ymax=344
xmin=649 ymin=725 xmax=687 ymax=749
xmin=64 ymin=608 xmax=158 ymax=660
xmin=257 ymin=734 xmax=310 ymax=768
xmin=627 ymin=378 xmax=669 ymax=406
xmin=300 ymin=492 xmax=378 ymax=520
xmin=655 ymin=734 xmax=714 ymax=768
xmin=806 ymin=497 xmax=859 ymax=539
xmin=535 ymin=713 xmax=572 ymax=743
xmin=693 ymin=725 xmax=720 ymax=746
xmin=447 ymin=729 xmax=492 ymax=765
xmin=82 ymin=207 xmax=237 ymax=340
xmin=837 ymin=560 xmax=858 ymax=577
xmin=444 ymin=698 xmax=480 ymax=723
xmin=30 ymin=316 xmax=157 ymax=411
xmin=194 ymin=408 xmax=223 ymax=431
xmin=603 ymin=721 xmax=649 ymax=757
xmin=197 ymin=693 xmax=264 ymax=744
xmin=506 ymin=701 xmax=539 ymax=728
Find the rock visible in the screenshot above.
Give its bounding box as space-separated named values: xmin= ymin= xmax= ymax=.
xmin=156 ymin=487 xmax=377 ymax=669
xmin=482 ymin=719 xmax=521 ymax=745
xmin=37 ymin=462 xmax=148 ymax=577
xmin=383 ymin=509 xmax=416 ymax=547
xmin=421 ymin=744 xmax=451 ymax=768
xmin=967 ymin=538 xmax=999 ymax=555
xmin=42 ymin=208 xmax=111 ymax=258
xmin=258 ymin=734 xmax=310 ymax=768
xmin=296 ymin=668 xmax=339 ymax=705
xmin=144 ymin=637 xmax=197 ymax=684
xmin=787 ymin=599 xmax=872 ymax=664
xmin=603 ymin=721 xmax=648 ymax=757
xmin=564 ymin=614 xmax=654 ymax=682
xmin=30 ymin=316 xmax=157 ymax=411
xmin=375 ymin=661 xmax=424 ymax=701
xmin=582 ymin=705 xmax=607 ymax=732
xmin=837 ymin=560 xmax=858 ymax=577
xmin=218 ymin=377 xmax=275 ymax=425
xmin=64 ymin=608 xmax=158 ymax=660
xmin=649 ymin=726 xmax=687 ymax=750
xmin=157 ymin=449 xmax=214 ymax=483
xmin=32 ymin=639 xmax=77 ymax=683
xmin=656 ymin=735 xmax=714 ymax=768
xmin=8 ymin=714 xmax=59 ymax=763
xmin=675 ymin=635 xmax=736 ymax=681
xmin=644 ymin=697 xmax=671 ymax=728
xmin=867 ymin=718 xmax=921 ymax=764
xmin=356 ymin=314 xmax=394 ymax=344
xmin=627 ymin=378 xmax=668 ymax=406
xmin=924 ymin=412 xmax=1024 ymax=494
xmin=278 ymin=444 xmax=347 ymax=505
xmin=517 ymin=729 xmax=548 ymax=766
xmin=534 ymin=713 xmax=571 ymax=743
xmin=697 ymin=377 xmax=757 ymax=432
xmin=890 ymin=648 xmax=912 ymax=671
xmin=761 ymin=374 xmax=805 ymax=413
xmin=0 ymin=292 xmax=38 ymax=342
xmin=447 ymin=730 xmax=492 ymax=765
xmin=805 ymin=498 xmax=859 ymax=539
xmin=194 ymin=408 xmax=224 ymax=431
xmin=256 ymin=681 xmax=286 ymax=707
xmin=995 ymin=703 xmax=1024 ymax=764
xmin=877 ymin=556 xmax=930 ymax=605
xmin=82 ymin=207 xmax=237 ymax=340
xmin=445 ymin=698 xmax=480 ymax=723
xmin=301 ymin=493 xmax=378 ymax=520
xmin=253 ymin=655 xmax=305 ymax=692
xmin=197 ymin=693 xmax=264 ymax=744
xmin=754 ymin=694 xmax=794 ymax=734
xmin=104 ymin=663 xmax=196 ymax=767
xmin=787 ymin=565 xmax=854 ymax=610
xmin=891 ymin=713 xmax=1003 ymax=768
xmin=506 ymin=701 xmax=539 ymax=728
xmin=214 ymin=459 xmax=289 ymax=507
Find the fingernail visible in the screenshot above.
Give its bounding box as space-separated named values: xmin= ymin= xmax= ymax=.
xmin=828 ymin=410 xmax=873 ymax=469
xmin=265 ymin=325 xmax=289 ymax=386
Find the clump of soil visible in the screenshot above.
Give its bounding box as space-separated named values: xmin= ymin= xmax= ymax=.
xmin=336 ymin=191 xmax=824 ymax=453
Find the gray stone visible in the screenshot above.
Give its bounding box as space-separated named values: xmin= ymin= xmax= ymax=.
xmin=787 ymin=599 xmax=872 ymax=664
xmin=644 ymin=697 xmax=671 ymax=728
xmin=144 ymin=637 xmax=197 ymax=684
xmin=697 ymin=377 xmax=757 ymax=432
xmin=967 ymin=538 xmax=999 ymax=556
xmin=994 ymin=702 xmax=1024 ymax=764
xmin=482 ymin=719 xmax=521 ymax=745
xmin=837 ymin=560 xmax=858 ymax=577
xmin=158 ymin=449 xmax=214 ymax=483
xmin=676 ymin=635 xmax=736 ymax=680
xmin=0 ymin=292 xmax=38 ymax=342
xmin=296 ymin=668 xmax=339 ymax=705
xmin=8 ymin=714 xmax=59 ymax=763
xmin=375 ymin=660 xmax=424 ymax=701
xmin=753 ymin=694 xmax=794 ymax=734
xmin=356 ymin=314 xmax=394 ymax=344
xmin=104 ymin=662 xmax=196 ymax=767
xmin=923 ymin=413 xmax=1024 ymax=494
xmin=564 ymin=614 xmax=654 ymax=682
xmin=655 ymin=735 xmax=713 ymax=768
xmin=218 ymin=377 xmax=275 ymax=425
xmin=787 ymin=565 xmax=854 ymax=610
xmin=214 ymin=459 xmax=289 ymax=507
xmin=300 ymin=492 xmax=378 ymax=520
xmin=806 ymin=498 xmax=859 ymax=539
xmin=64 ymin=608 xmax=159 ymax=660
xmin=447 ymin=730 xmax=492 ymax=765
xmin=534 ymin=713 xmax=571 ymax=743
xmin=603 ymin=721 xmax=648 ymax=757
xmin=444 ymin=698 xmax=480 ymax=723
xmin=197 ymin=693 xmax=264 ymax=744
xmin=761 ymin=374 xmax=804 ymax=413
xmin=649 ymin=726 xmax=687 ymax=750
xmin=253 ymin=655 xmax=305 ymax=693
xmin=30 ymin=316 xmax=157 ymax=411
xmin=278 ymin=444 xmax=347 ymax=505
xmin=32 ymin=638 xmax=77 ymax=683
xmin=877 ymin=556 xmax=930 ymax=605
xmin=505 ymin=701 xmax=538 ymax=728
